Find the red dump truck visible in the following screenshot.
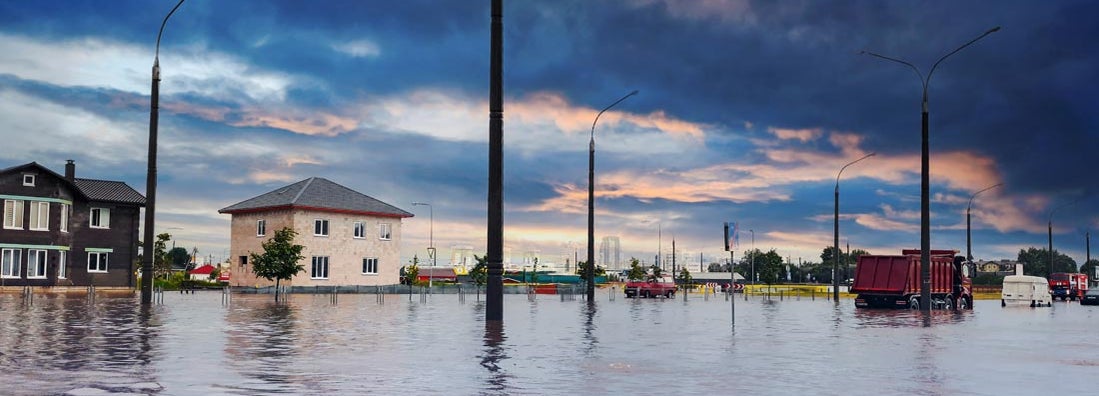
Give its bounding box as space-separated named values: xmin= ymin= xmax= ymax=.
xmin=624 ymin=276 xmax=677 ymax=298
xmin=851 ymin=249 xmax=971 ymax=310
xmin=1049 ymin=272 xmax=1088 ymax=301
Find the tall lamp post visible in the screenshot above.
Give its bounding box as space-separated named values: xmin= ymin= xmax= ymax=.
xmin=833 ymin=153 xmax=875 ymax=303
xmin=749 ymin=229 xmax=755 ymax=285
xmin=141 ymin=0 xmax=185 ymax=305
xmin=587 ymin=90 xmax=638 ymax=301
xmin=966 ymin=183 xmax=1002 ymax=270
xmin=1048 ymin=199 xmax=1079 ymax=279
xmin=412 ymin=202 xmax=434 ymax=290
xmin=861 ymin=26 xmax=999 ymax=313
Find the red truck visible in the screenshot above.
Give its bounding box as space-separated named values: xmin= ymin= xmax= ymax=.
xmin=624 ymin=276 xmax=677 ymax=298
xmin=851 ymin=249 xmax=972 ymax=310
xmin=1049 ymin=272 xmax=1088 ymax=301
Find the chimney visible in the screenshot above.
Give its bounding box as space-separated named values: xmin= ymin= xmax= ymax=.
xmin=65 ymin=160 xmax=75 ymax=181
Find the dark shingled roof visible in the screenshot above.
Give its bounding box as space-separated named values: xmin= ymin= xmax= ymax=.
xmin=74 ymin=178 xmax=147 ymax=205
xmin=218 ymin=177 xmax=413 ymax=218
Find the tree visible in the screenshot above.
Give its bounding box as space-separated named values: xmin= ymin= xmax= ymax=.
xmin=1081 ymin=259 xmax=1099 ymax=280
xmin=676 ymin=266 xmax=693 ymax=285
xmin=470 ymin=254 xmax=487 ymax=287
xmin=626 ymin=257 xmax=647 ymax=280
xmin=404 ymin=255 xmax=421 ymax=286
xmin=649 ymin=264 xmax=664 ymax=279
xmin=1017 ymin=247 xmax=1077 ymax=277
xmin=707 ymin=262 xmax=725 ymax=272
xmin=250 ymin=227 xmax=305 ymax=302
xmin=755 ymin=249 xmax=784 ymax=286
xmin=167 ymin=247 xmax=190 ymax=268
xmin=152 ymin=233 xmax=172 ymax=278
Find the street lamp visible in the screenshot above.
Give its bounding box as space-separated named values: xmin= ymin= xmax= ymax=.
xmin=966 ymin=183 xmax=1003 ymax=272
xmin=833 ymin=153 xmax=875 ymax=302
xmin=141 ymin=0 xmax=185 ymax=305
xmin=861 ymin=26 xmax=999 ymax=313
xmin=587 ymin=90 xmax=638 ymax=302
xmin=1048 ymin=199 xmax=1079 ymax=279
xmin=412 ymin=202 xmax=434 ymax=291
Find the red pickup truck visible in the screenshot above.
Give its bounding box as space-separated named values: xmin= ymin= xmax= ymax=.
xmin=624 ymin=276 xmax=677 ymax=298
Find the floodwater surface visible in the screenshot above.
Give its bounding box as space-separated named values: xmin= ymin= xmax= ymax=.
xmin=0 ymin=290 xmax=1096 ymax=395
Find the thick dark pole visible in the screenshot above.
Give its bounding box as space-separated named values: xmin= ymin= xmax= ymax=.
xmin=1048 ymin=220 xmax=1053 ymax=279
xmin=142 ymin=0 xmax=184 ymax=305
xmin=486 ymin=0 xmax=503 ymax=322
xmin=920 ymin=109 xmax=930 ymax=313
xmin=1087 ymin=231 xmax=1091 ymax=264
xmin=833 ymin=153 xmax=874 ymax=303
xmin=833 ymin=187 xmax=840 ymax=302
xmin=586 ymin=90 xmax=637 ymax=301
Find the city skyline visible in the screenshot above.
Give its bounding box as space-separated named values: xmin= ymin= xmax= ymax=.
xmin=1 ymin=1 xmax=1097 ymax=270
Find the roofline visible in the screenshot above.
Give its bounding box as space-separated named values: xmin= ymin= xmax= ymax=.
xmin=219 ymin=204 xmax=413 ymax=218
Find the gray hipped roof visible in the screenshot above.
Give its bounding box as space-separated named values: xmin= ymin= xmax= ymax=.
xmin=74 ymin=178 xmax=146 ymax=205
xmin=219 ymin=177 xmax=413 ymax=218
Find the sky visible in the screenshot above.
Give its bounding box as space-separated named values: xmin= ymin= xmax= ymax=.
xmin=2 ymin=0 xmax=1097 ymax=271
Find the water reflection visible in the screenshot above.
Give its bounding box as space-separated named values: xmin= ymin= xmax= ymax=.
xmin=580 ymin=302 xmax=598 ymax=357
xmin=224 ymin=301 xmax=299 ymax=392
xmin=480 ymin=321 xmax=511 ymax=394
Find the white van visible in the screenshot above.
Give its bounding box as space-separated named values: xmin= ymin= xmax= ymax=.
xmin=1001 ymin=275 xmax=1051 ymax=307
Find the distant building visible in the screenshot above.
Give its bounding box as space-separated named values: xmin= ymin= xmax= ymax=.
xmin=1 ymin=161 xmax=145 ymax=288
xmin=219 ymin=177 xmax=412 ymax=288
xmin=600 ymin=236 xmax=621 ymax=270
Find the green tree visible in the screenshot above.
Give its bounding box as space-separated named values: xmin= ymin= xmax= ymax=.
xmin=470 ymin=254 xmax=487 ymax=287
xmin=1017 ymin=247 xmax=1077 ymax=277
xmin=1080 ymin=259 xmax=1099 ymax=281
xmin=676 ymin=266 xmax=693 ymax=284
xmin=649 ymin=264 xmax=664 ymax=279
xmin=626 ymin=257 xmax=647 ymax=280
xmin=250 ymin=227 xmax=305 ymax=302
xmin=152 ymin=233 xmax=172 ymax=278
xmin=755 ymin=249 xmax=784 ymax=286
xmin=404 ymin=255 xmax=421 ymax=286
xmin=168 ymin=247 xmax=190 ymax=268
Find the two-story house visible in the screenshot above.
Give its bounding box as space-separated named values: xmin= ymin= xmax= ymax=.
xmin=219 ymin=177 xmax=413 ymax=288
xmin=1 ymin=161 xmax=145 ymax=288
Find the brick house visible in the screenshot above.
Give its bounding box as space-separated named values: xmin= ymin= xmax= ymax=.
xmin=219 ymin=177 xmax=413 ymax=288
xmin=1 ymin=161 xmax=145 ymax=288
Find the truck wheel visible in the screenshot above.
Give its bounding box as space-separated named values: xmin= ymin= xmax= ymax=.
xmin=957 ymin=297 xmax=969 ymax=310
xmin=908 ymin=296 xmax=920 ymax=310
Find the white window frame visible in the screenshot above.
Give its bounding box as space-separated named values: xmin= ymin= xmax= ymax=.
xmin=58 ymin=251 xmax=67 ymax=279
xmin=29 ymin=201 xmax=49 ymax=231
xmin=1 ymin=248 xmax=21 ymax=278
xmin=90 ymin=207 xmax=110 ymax=229
xmin=353 ymin=221 xmax=365 ymax=239
xmin=3 ymin=199 xmax=24 ymax=230
xmin=23 ymin=174 xmax=35 ymax=186
xmin=378 ymin=223 xmax=392 ymax=241
xmin=311 ymin=256 xmax=329 ymax=279
xmin=88 ymin=252 xmax=108 ymax=273
xmin=27 ymin=249 xmax=47 ymax=279
xmin=314 ymin=219 xmax=329 ymax=236
xmin=362 ymin=257 xmax=378 ymax=275
xmin=257 ymin=219 xmax=266 ymax=236
xmin=60 ymin=203 xmax=69 ymax=233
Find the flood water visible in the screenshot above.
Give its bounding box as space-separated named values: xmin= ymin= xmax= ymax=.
xmin=1 ymin=289 xmax=1096 ymax=395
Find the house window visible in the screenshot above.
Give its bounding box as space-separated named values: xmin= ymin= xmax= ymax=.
xmin=90 ymin=207 xmax=110 ymax=229
xmin=239 ymin=255 xmax=248 ymax=266
xmin=60 ymin=204 xmax=69 ymax=232
xmin=23 ymin=174 xmax=35 ymax=186
xmin=378 ymin=223 xmax=392 ymax=240
xmin=257 ymin=219 xmax=266 ymax=236
xmin=1 ymin=249 xmax=21 ymax=278
xmin=353 ymin=221 xmax=365 ymax=239
xmin=27 ymin=249 xmax=47 ymax=279
xmin=311 ymin=256 xmax=329 ymax=279
xmin=88 ymin=252 xmax=108 ymax=273
xmin=363 ymin=257 xmax=378 ymax=274
xmin=3 ymin=200 xmax=24 ymax=229
xmin=29 ymin=201 xmax=49 ymax=231
xmin=58 ymin=251 xmax=67 ymax=279
xmin=314 ymin=219 xmax=329 ymax=236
